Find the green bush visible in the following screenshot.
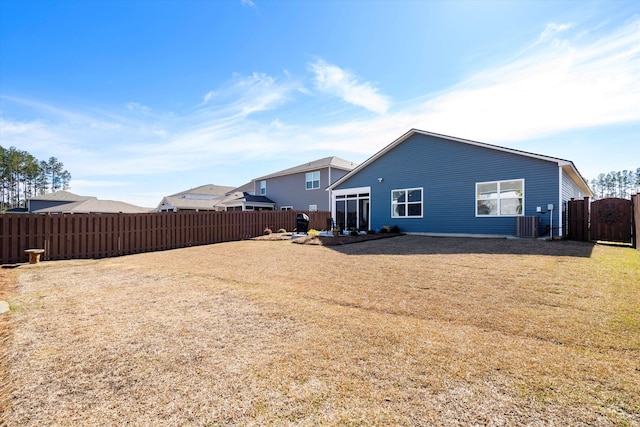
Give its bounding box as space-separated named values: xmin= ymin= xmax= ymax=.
xmin=308 ymin=229 xmax=320 ymax=237
xmin=367 ymin=229 xmax=376 ymax=234
xmin=277 ymin=228 xmax=287 ymax=233
xmin=380 ymin=226 xmax=391 ymax=233
xmin=350 ymin=229 xmax=359 ymax=236
xmin=391 ymin=225 xmax=400 ymax=233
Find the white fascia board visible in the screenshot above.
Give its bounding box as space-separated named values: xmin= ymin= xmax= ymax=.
xmin=331 ymin=186 xmax=371 ymax=196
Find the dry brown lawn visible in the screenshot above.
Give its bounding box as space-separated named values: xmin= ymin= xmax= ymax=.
xmin=1 ymin=235 xmax=639 ymax=426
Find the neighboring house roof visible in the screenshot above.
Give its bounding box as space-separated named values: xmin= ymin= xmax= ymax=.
xmin=253 ymin=156 xmax=358 ymax=181
xmin=33 ymin=199 xmax=152 ymax=214
xmin=169 ymin=184 xmax=236 ymax=197
xmin=2 ymin=207 xmax=29 ymax=214
xmin=242 ymin=193 xmax=276 ymax=204
xmin=221 ymin=192 xmax=276 ymax=208
xmin=28 ymin=190 xmax=95 ymax=202
xmin=158 ymin=183 xmax=240 ymax=211
xmin=226 ymin=182 xmax=254 ymax=195
xmin=328 ymin=129 xmax=593 ymax=197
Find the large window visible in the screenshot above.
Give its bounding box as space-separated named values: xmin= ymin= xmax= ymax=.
xmin=392 ymin=188 xmax=423 ymax=218
xmin=259 ymin=180 xmax=266 ymax=195
xmin=476 ymin=179 xmax=524 ymax=216
xmin=306 ymin=171 xmax=320 ymax=190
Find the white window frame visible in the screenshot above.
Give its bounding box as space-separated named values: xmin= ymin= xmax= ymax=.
xmin=305 ymin=171 xmax=320 ymax=190
xmin=476 ymin=179 xmax=524 ymax=217
xmin=259 ymin=180 xmax=266 ymax=195
xmin=280 ymin=206 xmax=293 ymax=211
xmin=309 ymin=204 xmax=318 ymax=212
xmin=391 ymin=187 xmax=423 ymax=218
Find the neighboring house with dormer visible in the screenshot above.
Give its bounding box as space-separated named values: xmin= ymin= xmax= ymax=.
xmin=157 ymin=184 xmax=236 ymax=212
xmin=252 ymin=156 xmax=357 ymax=212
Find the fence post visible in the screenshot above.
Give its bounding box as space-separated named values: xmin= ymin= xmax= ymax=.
xmin=583 ymin=197 xmax=590 ymax=242
xmin=632 ymin=194 xmax=637 ymax=249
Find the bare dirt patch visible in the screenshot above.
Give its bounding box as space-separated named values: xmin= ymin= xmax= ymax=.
xmin=3 ymin=236 xmax=639 ymax=425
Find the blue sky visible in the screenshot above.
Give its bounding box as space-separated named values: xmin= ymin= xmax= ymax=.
xmin=1 ymin=0 xmax=638 ymax=207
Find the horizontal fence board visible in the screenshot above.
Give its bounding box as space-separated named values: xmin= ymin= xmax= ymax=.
xmin=1 ymin=210 xmax=331 ymax=264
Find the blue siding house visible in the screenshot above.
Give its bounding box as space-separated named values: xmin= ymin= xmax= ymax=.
xmin=327 ymin=129 xmax=592 ymax=238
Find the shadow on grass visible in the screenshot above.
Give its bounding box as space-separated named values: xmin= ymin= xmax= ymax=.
xmin=324 ymin=235 xmax=596 ymax=258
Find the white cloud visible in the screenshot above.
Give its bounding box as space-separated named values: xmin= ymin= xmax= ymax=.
xmin=201 ymin=91 xmax=216 ymax=105
xmin=241 ymin=0 xmax=255 ymax=7
xmin=535 ymin=22 xmax=573 ymax=45
xmin=126 ymin=102 xmax=152 ymax=114
xmin=407 ymin=17 xmax=640 ymax=143
xmin=308 ymin=59 xmax=390 ymax=114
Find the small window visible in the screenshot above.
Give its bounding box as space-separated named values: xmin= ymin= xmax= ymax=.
xmin=309 ymin=204 xmax=318 ymax=212
xmin=281 ymin=206 xmax=293 ymax=211
xmin=392 ymin=188 xmax=423 ymax=218
xmin=476 ymin=179 xmax=523 ymax=216
xmin=260 ymin=180 xmax=266 ymax=195
xmin=306 ymin=171 xmax=320 ymax=190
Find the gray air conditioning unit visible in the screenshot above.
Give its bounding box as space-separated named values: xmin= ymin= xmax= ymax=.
xmin=516 ymin=216 xmax=540 ymax=238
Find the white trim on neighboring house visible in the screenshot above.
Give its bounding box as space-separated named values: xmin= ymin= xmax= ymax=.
xmin=305 ymin=171 xmax=321 ymax=190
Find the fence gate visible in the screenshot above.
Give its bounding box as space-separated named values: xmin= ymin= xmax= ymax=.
xmin=568 ymin=197 xmax=634 ymax=244
xmin=590 ymin=198 xmax=633 ymax=243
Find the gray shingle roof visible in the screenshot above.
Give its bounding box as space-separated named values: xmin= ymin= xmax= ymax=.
xmin=253 ymin=156 xmax=358 ymax=181
xmin=169 ymin=184 xmax=236 ymax=197
xmin=28 ymin=190 xmax=95 ymax=202
xmin=33 ymin=199 xmax=152 ymax=214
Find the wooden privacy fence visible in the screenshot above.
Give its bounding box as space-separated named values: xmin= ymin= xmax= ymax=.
xmin=567 ymin=195 xmax=637 ymax=249
xmin=0 ymin=210 xmax=330 ymax=264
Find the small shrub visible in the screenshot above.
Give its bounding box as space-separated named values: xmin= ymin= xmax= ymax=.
xmin=263 ymin=228 xmax=272 ymax=235
xmin=367 ymin=229 xmax=376 ymax=234
xmin=277 ymin=228 xmax=287 ymax=233
xmin=380 ymin=226 xmax=391 ymax=233
xmin=391 ymin=225 xmax=400 ymax=233
xmin=350 ymin=229 xmax=359 ymax=236
xmin=308 ymin=229 xmax=320 ymax=238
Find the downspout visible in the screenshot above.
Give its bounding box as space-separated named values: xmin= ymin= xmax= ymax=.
xmin=328 ymin=167 xmax=332 ymax=212
xmin=558 ymin=166 xmax=563 ymax=238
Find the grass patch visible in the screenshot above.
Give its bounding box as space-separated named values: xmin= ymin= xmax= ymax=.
xmin=3 ymin=236 xmax=639 ymax=425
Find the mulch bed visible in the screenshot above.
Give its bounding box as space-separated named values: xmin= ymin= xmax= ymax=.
xmin=253 ymin=232 xmax=403 ymax=246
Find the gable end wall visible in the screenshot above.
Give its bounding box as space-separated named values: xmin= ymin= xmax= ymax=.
xmin=333 ymin=133 xmax=561 ymax=236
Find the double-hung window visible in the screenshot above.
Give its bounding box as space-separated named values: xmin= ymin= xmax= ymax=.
xmin=392 ymin=188 xmax=423 ymax=218
xmin=476 ymin=179 xmax=524 ymax=216
xmin=306 ymin=171 xmax=320 ymax=190
xmin=259 ymin=180 xmax=266 ymax=195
